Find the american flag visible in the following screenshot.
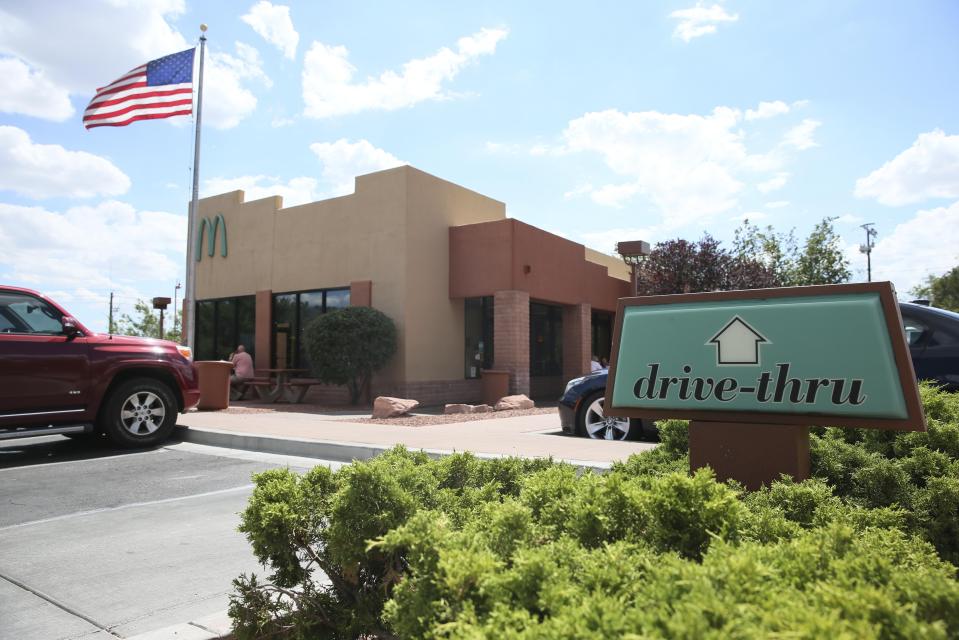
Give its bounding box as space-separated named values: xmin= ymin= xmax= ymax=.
xmin=84 ymin=48 xmax=195 ymax=129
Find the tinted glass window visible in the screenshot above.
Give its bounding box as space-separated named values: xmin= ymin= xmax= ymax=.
xmin=195 ymin=296 xmax=256 ymax=361
xmin=902 ymin=316 xmax=928 ymax=346
xmin=326 ymin=289 xmax=350 ymax=310
xmin=465 ymin=297 xmax=494 ymax=378
xmin=1 ymin=294 xmax=63 ymax=334
xmin=530 ymin=302 xmax=563 ymax=377
xmin=195 ymin=300 xmax=216 ymax=360
xmin=271 ymin=288 xmax=352 ymax=369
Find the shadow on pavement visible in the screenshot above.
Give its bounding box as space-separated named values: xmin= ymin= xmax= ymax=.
xmin=0 ymin=433 xmax=166 ymax=470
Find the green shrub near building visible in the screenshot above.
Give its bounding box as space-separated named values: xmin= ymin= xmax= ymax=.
xmin=230 ymin=384 xmax=959 ymax=638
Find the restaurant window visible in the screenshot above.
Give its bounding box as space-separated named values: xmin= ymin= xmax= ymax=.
xmin=592 ymin=311 xmax=613 ymax=363
xmin=194 ymin=296 xmax=255 ymax=361
xmin=271 ymin=287 xmax=351 ymax=369
xmin=464 ymin=296 xmax=493 ymax=378
xmin=530 ymin=302 xmax=563 ymax=377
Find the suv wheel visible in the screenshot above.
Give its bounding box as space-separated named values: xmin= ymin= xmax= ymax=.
xmin=576 ymin=390 xmax=643 ymax=440
xmin=100 ymin=378 xmax=177 ymax=448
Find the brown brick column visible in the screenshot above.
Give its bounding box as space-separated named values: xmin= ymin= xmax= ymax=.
xmin=350 ymin=280 xmax=372 ymax=307
xmin=493 ymin=290 xmax=530 ymax=395
xmin=563 ymin=303 xmax=591 ymax=381
xmin=255 ymin=290 xmax=272 ymax=371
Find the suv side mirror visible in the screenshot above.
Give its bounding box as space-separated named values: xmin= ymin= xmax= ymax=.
xmin=62 ymin=317 xmax=81 ymax=339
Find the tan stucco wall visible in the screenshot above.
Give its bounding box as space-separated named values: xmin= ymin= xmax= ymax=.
xmin=195 ymin=166 xmax=504 ymax=384
xmin=585 ymin=247 xmax=631 ymax=282
xmin=404 ymin=169 xmax=505 ymax=381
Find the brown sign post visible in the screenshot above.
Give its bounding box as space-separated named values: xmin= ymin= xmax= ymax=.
xmin=605 ymin=283 xmax=925 ymax=489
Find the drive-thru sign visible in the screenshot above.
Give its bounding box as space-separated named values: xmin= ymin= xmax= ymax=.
xmin=605 ymin=283 xmax=925 ymax=488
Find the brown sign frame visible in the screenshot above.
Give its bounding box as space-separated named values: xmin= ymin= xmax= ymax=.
xmin=604 ymin=282 xmax=925 ymax=432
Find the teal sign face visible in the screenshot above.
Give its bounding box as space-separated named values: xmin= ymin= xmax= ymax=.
xmin=606 ymin=284 xmax=924 ymax=430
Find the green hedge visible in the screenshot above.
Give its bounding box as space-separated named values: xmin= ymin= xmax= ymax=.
xmin=230 ymin=383 xmax=959 ymax=638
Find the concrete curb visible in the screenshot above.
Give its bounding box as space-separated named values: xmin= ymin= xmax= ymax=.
xmin=173 ymin=425 xmax=612 ymax=473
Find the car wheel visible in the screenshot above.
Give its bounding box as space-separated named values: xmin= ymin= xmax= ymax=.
xmin=100 ymin=378 xmax=177 ymax=448
xmin=576 ymin=390 xmax=639 ymax=440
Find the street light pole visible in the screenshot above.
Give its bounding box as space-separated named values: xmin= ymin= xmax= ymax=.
xmin=859 ymin=223 xmax=878 ymax=282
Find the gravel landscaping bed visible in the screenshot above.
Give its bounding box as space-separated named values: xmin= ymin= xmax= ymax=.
xmin=352 ymin=406 xmax=557 ymax=426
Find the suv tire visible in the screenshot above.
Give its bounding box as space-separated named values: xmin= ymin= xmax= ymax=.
xmin=100 ymin=378 xmax=178 ymax=448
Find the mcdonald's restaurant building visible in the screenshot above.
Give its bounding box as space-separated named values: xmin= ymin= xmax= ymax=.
xmin=192 ymin=166 xmax=632 ymax=404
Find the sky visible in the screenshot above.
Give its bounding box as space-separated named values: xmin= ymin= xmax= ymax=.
xmin=1 ymin=0 xmax=958 ymax=332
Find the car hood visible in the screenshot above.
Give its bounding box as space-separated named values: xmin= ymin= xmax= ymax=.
xmin=91 ymin=333 xmax=180 ymax=349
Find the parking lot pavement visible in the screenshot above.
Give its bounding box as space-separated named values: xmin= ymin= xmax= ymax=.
xmin=0 ymin=437 xmax=337 ymax=640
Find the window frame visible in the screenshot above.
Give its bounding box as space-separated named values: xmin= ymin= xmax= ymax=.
xmin=271 ymin=287 xmax=351 ymax=369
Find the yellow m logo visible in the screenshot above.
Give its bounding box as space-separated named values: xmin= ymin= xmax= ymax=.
xmin=195 ymin=214 xmax=227 ymax=261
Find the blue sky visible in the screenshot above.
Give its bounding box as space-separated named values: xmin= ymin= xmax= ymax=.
xmin=1 ymin=0 xmax=958 ymax=332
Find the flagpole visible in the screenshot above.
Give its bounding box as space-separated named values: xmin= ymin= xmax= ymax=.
xmin=184 ymin=24 xmax=207 ymax=351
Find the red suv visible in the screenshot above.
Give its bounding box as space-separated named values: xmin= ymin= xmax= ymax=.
xmin=0 ymin=286 xmax=200 ymax=447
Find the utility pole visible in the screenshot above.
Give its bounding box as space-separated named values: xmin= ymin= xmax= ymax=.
xmin=173 ymin=281 xmax=182 ymax=337
xmin=859 ymin=223 xmax=878 ymax=282
xmin=108 ymin=291 xmax=114 ymax=333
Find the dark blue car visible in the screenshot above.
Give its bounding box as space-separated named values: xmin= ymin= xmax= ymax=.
xmin=559 ymin=301 xmax=959 ymax=440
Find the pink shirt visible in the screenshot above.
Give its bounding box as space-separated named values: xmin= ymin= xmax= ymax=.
xmin=232 ymin=351 xmax=254 ymax=378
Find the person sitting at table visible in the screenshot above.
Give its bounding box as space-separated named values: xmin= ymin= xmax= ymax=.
xmin=230 ymin=345 xmax=255 ymax=390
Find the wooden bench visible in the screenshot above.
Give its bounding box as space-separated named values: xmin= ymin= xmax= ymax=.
xmin=285 ymin=378 xmax=325 ymax=403
xmin=230 ymin=378 xmax=273 ymax=401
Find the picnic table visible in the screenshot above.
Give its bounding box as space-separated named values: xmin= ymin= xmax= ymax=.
xmin=232 ymin=368 xmax=324 ymax=403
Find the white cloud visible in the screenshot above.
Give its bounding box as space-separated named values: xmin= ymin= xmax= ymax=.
xmin=309 ymin=139 xmax=406 ymax=195
xmin=589 ymin=182 xmax=642 ymax=208
xmin=204 ymin=42 xmax=270 ymax=129
xmin=0 ymin=200 xmax=186 ymax=329
xmin=765 ymin=200 xmax=790 ymax=209
xmin=745 ymin=100 xmax=790 ymax=121
xmin=563 ymin=183 xmax=594 ymax=199
xmin=203 ymin=139 xmax=404 ymax=205
xmin=854 ymin=130 xmax=959 ymax=206
xmin=302 ymin=27 xmax=508 ymax=118
xmin=731 ymin=211 xmax=768 ymax=222
xmin=835 ymin=214 xmax=864 ymax=224
xmin=757 ymin=172 xmax=790 ymax=193
xmin=0 ymin=57 xmax=74 ymax=121
xmin=670 ymin=3 xmax=739 ymax=42
xmin=783 ymin=119 xmax=821 ymax=150
xmin=844 ymin=201 xmax=959 ymax=294
xmin=241 ymin=1 xmax=299 ymax=59
xmin=0 ymin=126 xmax=130 ymax=199
xmin=0 ymin=2 xmax=266 ymax=130
xmin=560 ymin=107 xmax=751 ymax=225
xmin=202 ymin=175 xmax=318 ymax=207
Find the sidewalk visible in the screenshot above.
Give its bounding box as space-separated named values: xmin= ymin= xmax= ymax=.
xmin=175 ymin=407 xmax=657 ymax=470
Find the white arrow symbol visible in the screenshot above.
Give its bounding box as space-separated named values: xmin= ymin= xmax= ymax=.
xmin=707 ymin=316 xmax=770 ymax=366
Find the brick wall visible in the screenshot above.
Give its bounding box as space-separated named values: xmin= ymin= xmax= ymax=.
xmin=493 ymin=289 xmax=530 ymax=395
xmin=562 ymin=302 xmax=591 ymax=382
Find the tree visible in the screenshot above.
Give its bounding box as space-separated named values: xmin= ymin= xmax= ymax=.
xmin=912 ymin=266 xmax=959 ymax=312
xmin=303 ymin=307 xmax=398 ymax=405
xmin=733 ymin=217 xmax=850 ymax=286
xmin=115 ymin=299 xmax=182 ymax=343
xmin=634 ymin=234 xmax=777 ymax=295
xmin=795 ymin=217 xmax=851 ymax=285
xmin=733 ymin=219 xmax=800 ymax=285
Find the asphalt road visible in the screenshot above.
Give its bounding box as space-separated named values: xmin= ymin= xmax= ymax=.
xmin=0 ymin=435 xmax=337 ymax=639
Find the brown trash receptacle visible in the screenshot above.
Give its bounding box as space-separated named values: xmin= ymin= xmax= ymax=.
xmin=195 ymin=360 xmax=234 ymax=411
xmin=481 ymin=370 xmax=510 ymax=406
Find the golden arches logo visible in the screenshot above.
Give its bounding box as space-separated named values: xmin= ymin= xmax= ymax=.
xmin=195 ymin=214 xmax=227 ymax=261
